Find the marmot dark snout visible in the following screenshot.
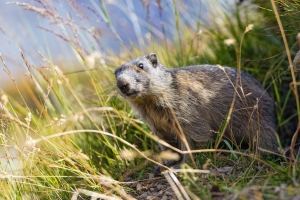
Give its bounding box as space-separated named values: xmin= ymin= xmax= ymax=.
xmin=115 ymin=53 xmax=278 ymax=157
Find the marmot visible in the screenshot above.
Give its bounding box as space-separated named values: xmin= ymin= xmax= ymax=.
xmin=114 ymin=53 xmax=278 ymax=158
xmin=293 ymin=50 xmax=300 ymax=75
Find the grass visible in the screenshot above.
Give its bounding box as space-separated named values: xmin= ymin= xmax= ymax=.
xmin=0 ymin=0 xmax=300 ymax=199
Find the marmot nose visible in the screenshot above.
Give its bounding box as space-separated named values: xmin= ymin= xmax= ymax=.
xmin=117 ymin=78 xmax=130 ymax=94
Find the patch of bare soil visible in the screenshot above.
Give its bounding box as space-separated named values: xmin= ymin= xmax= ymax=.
xmin=124 ymin=176 xmax=177 ymax=200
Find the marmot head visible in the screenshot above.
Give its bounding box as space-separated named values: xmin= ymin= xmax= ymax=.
xmin=114 ymin=53 xmax=165 ymax=101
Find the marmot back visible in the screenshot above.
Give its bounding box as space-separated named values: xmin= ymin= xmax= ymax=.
xmin=114 ymin=53 xmax=278 ymax=156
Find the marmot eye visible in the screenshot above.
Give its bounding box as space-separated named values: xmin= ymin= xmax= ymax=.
xmin=138 ymin=63 xmax=144 ymax=69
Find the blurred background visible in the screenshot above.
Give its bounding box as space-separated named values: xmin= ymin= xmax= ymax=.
xmin=0 ymin=0 xmax=234 ymax=86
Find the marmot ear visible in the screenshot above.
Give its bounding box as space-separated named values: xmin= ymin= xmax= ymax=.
xmin=147 ymin=53 xmax=158 ymax=67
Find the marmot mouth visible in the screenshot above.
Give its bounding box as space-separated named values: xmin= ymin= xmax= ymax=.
xmin=120 ymin=90 xmax=139 ymax=98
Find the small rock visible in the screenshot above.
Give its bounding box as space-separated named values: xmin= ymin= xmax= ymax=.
xmin=156 ymin=184 xmax=163 ymax=190
xmin=148 ymin=173 xmax=155 ymax=179
xmin=136 ymin=183 xmax=142 ymax=191
xmin=137 ymin=192 xmax=148 ymax=199
xmin=151 ymin=192 xmax=159 ymax=197
xmin=150 ymin=187 xmax=155 ymax=192
xmin=161 ymin=196 xmax=168 ymax=200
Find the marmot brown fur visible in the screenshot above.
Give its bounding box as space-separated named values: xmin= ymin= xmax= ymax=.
xmin=293 ymin=50 xmax=300 ymax=75
xmin=114 ymin=53 xmax=278 ymax=158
